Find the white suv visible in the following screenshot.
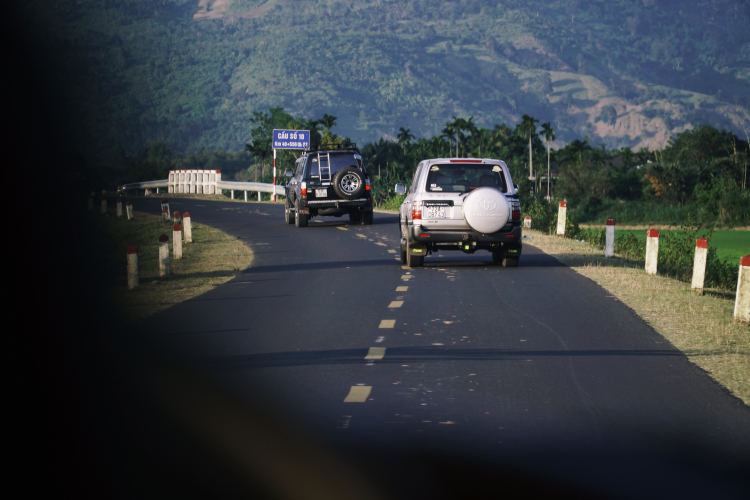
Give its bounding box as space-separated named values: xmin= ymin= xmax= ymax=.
xmin=395 ymin=158 xmax=522 ymax=267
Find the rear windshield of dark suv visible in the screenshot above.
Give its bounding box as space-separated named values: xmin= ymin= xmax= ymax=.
xmin=307 ymin=153 xmax=363 ymax=178
xmin=425 ymin=164 xmax=508 ymax=193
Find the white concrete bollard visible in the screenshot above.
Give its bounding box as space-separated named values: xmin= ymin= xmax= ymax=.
xmin=162 ymin=208 xmax=169 ymax=221
xmin=145 ymin=188 xmax=151 ymax=195
xmin=173 ymin=211 xmax=181 ymax=225
xmin=116 ymin=199 xmax=122 ymax=217
xmin=605 ymin=217 xmax=615 ymax=257
xmin=159 ymin=234 xmax=170 ymax=276
xmin=645 ymin=229 xmax=659 ymax=275
xmin=244 ymin=191 xmax=248 ymax=202
xmin=101 ymin=198 xmax=107 ymax=215
xmin=691 ymin=238 xmax=708 ymax=294
xmin=161 ymin=198 xmax=170 ymax=217
xmin=87 ymin=197 xmax=94 ymax=211
xmin=126 ymin=201 xmax=134 ymax=220
xmin=734 ymin=255 xmax=750 ymax=324
xmin=183 ymin=212 xmax=192 ymax=243
xmin=523 ymin=216 xmax=532 ymax=229
xmin=231 ymin=189 xmax=235 ymax=200
xmin=127 ymin=245 xmax=139 ymax=290
xmin=173 ymin=224 xmax=183 ymax=259
xmin=556 ymin=201 xmax=567 ymax=236
xmin=258 ymin=191 xmax=262 ymax=202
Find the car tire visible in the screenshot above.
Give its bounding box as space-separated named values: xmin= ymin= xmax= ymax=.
xmin=406 ymin=238 xmax=424 ymax=268
xmin=491 ymin=250 xmax=503 ymax=263
xmin=502 ymin=256 xmax=519 ymax=267
xmin=362 ymin=210 xmax=373 ymax=225
xmin=285 ymin=201 xmax=295 ymax=224
xmin=295 ymin=203 xmax=308 ymax=227
xmin=349 ymin=210 xmax=362 ymax=223
xmin=332 ymin=167 xmax=366 ymax=199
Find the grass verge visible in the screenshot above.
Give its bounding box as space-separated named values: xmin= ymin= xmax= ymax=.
xmin=96 ymin=210 xmax=253 ymax=322
xmin=523 ymin=229 xmax=749 ymax=405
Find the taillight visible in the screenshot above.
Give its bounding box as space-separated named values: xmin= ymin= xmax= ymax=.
xmin=411 ymin=201 xmax=422 ymax=220
xmin=512 ymin=201 xmax=521 ymax=220
xmin=365 ymin=179 xmax=371 ymax=191
xmin=301 ymin=182 xmax=307 ymax=196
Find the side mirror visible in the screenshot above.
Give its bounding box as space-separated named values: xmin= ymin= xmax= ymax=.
xmin=395 ymin=183 xmax=406 ymax=195
xmin=285 ymin=169 xmax=293 ymax=178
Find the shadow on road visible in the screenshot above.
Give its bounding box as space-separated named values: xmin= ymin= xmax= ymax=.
xmin=198 ymin=346 xmax=683 ymax=370
xmin=242 ymin=259 xmax=398 ymax=274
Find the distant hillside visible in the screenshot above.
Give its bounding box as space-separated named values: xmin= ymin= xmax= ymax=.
xmin=16 ymin=0 xmax=750 ymax=161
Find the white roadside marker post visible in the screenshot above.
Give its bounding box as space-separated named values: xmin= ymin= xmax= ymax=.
xmin=161 ymin=199 xmax=170 ymax=217
xmin=645 ymin=229 xmax=659 ymax=275
xmin=173 ymin=211 xmax=181 ymax=225
xmin=126 ymin=201 xmax=134 ymax=220
xmin=244 ymin=191 xmax=248 ymax=202
xmin=734 ymin=255 xmax=750 ymax=325
xmin=127 ymin=245 xmax=139 ymax=290
xmin=258 ymin=191 xmax=261 ymax=202
xmin=691 ymin=238 xmax=708 ymax=295
xmin=183 ymin=212 xmax=192 ymax=243
xmin=159 ymin=234 xmax=170 ymax=276
xmin=116 ymin=199 xmax=122 ymax=217
xmin=605 ymin=217 xmax=615 ymax=257
xmin=101 ymin=198 xmax=107 ymax=215
xmin=162 ymin=208 xmax=168 ymax=221
xmin=523 ymin=216 xmax=532 ymax=229
xmin=231 ymin=190 xmax=235 ymax=200
xmin=173 ymin=224 xmax=183 ymax=259
xmin=556 ymin=201 xmax=567 ymax=236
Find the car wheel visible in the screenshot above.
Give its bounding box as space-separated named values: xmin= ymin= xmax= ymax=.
xmin=295 ymin=203 xmax=308 ymax=227
xmin=332 ymin=167 xmax=366 ymax=199
xmin=285 ymin=201 xmax=295 ymax=224
xmin=491 ymin=250 xmax=503 ymax=263
xmin=349 ymin=210 xmax=362 ymax=223
xmin=406 ymin=238 xmax=424 ymax=268
xmin=362 ymin=210 xmax=373 ymax=225
xmin=502 ymin=256 xmax=519 ymax=267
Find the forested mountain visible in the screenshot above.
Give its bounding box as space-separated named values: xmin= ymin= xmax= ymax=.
xmin=15 ymin=0 xmax=750 ymax=162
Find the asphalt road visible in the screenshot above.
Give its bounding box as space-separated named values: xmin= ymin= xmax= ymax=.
xmin=125 ymin=196 xmax=750 ymax=499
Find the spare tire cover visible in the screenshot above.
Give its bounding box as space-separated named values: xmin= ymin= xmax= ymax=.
xmin=462 ymin=187 xmax=510 ymax=234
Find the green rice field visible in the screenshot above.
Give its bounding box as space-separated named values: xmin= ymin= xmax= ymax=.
xmin=618 ymin=230 xmax=750 ymax=264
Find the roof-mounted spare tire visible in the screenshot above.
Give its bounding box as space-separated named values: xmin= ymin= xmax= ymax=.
xmin=332 ymin=166 xmax=365 ymax=199
xmin=462 ymin=187 xmax=510 ymax=234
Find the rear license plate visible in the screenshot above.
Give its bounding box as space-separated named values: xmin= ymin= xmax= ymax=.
xmin=425 ymin=206 xmax=445 ymax=219
xmin=315 ymin=188 xmax=327 ymax=197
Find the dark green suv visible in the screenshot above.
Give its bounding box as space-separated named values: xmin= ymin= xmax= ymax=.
xmin=284 ymin=144 xmax=374 ymax=227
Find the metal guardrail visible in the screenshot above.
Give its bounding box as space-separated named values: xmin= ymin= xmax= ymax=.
xmin=118 ymin=179 xmax=285 ymax=197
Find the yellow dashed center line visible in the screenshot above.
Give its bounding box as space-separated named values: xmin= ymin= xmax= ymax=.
xmin=365 ymin=347 xmax=386 ymax=360
xmin=401 ymin=275 xmax=412 ymax=280
xmin=396 ymin=286 xmax=408 ymax=292
xmin=387 ymin=249 xmax=396 ymax=253
xmin=401 ymin=266 xmax=411 ymax=270
xmin=356 ymin=233 xmax=367 ymax=238
xmin=388 ymin=301 xmax=403 ymax=308
xmin=379 ymin=319 xmax=396 ymax=328
xmin=344 ymin=386 xmax=372 ymax=402
xmin=337 ymin=227 xmax=347 ymax=231
xmin=376 ymin=243 xmax=387 ymax=247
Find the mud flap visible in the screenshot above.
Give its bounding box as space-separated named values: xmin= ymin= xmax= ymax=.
xmin=409 ymin=243 xmax=427 ymax=256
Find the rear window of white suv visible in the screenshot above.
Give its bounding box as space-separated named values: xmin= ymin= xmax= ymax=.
xmin=425 ymin=164 xmax=508 ymax=193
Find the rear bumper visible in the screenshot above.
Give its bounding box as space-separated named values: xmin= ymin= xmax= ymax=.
xmin=409 ymin=224 xmax=522 ymax=244
xmin=303 ymin=198 xmax=371 ymax=209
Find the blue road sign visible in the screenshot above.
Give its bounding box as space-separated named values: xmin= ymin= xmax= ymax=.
xmin=272 ymin=129 xmax=310 ymax=150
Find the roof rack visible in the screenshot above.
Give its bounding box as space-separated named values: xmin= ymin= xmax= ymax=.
xmin=305 ymin=142 xmax=358 ymax=153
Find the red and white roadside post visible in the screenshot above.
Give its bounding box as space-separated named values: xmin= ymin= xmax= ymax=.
xmin=173 ymin=224 xmax=182 ymax=259
xmin=272 ymin=148 xmax=277 ymax=202
xmin=116 ymin=199 xmax=122 ymax=217
xmin=734 ymin=255 xmax=750 ymax=324
xmin=605 ymin=217 xmax=615 ymax=257
xmin=126 ymin=201 xmax=134 ymax=220
xmin=523 ymin=216 xmax=532 ymax=229
xmin=645 ymin=229 xmax=659 ymax=275
xmin=162 ymin=208 xmax=168 ymax=221
xmin=691 ymin=238 xmax=708 ymax=295
xmin=127 ymin=245 xmax=138 ymax=290
xmin=183 ymin=212 xmax=192 ymax=243
xmin=159 ymin=234 xmax=170 ymax=276
xmin=556 ymin=201 xmax=567 ymax=236
xmin=161 ymin=198 xmax=170 ymax=216
xmin=174 ymin=211 xmax=181 ymax=225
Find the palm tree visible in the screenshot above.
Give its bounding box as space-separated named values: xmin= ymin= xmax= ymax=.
xmin=517 ymin=114 xmax=539 ymax=185
xmin=319 ymin=113 xmax=338 ymax=130
xmin=540 ymin=122 xmax=555 ymax=198
xmin=441 ymin=119 xmax=457 ymax=157
xmin=397 ymin=127 xmax=415 ymax=151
